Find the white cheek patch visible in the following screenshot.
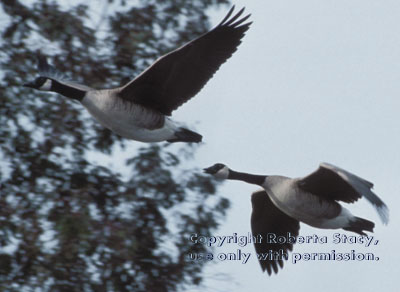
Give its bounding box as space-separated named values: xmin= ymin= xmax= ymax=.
xmin=39 ymin=79 xmax=52 ymax=91
xmin=215 ymin=166 xmax=229 ymax=179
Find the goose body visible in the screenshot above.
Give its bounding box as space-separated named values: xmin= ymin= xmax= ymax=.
xmin=24 ymin=6 xmax=252 ymax=143
xmin=263 ymin=175 xmax=348 ymax=230
xmin=80 ymin=90 xmax=176 ymax=142
xmin=204 ymin=162 xmax=389 ymax=275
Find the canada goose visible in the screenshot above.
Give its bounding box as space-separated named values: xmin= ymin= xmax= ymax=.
xmin=204 ymin=162 xmax=389 ymax=275
xmin=24 ymin=7 xmax=251 ymax=143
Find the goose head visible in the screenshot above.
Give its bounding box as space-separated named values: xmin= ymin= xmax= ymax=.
xmin=203 ymin=163 xmax=230 ymax=179
xmin=204 ymin=163 xmax=267 ymax=186
xmin=24 ymin=76 xmax=53 ymax=91
xmin=24 ymin=74 xmax=86 ymax=101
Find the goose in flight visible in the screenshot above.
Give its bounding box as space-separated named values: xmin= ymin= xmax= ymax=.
xmin=204 ymin=162 xmax=389 ymax=275
xmin=24 ymin=6 xmax=251 ymax=143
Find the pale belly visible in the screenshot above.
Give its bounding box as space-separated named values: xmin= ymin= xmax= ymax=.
xmin=108 ymin=122 xmax=176 ymax=142
xmin=96 ymin=115 xmax=177 ymax=142
xmin=81 ymin=94 xmax=177 ymax=142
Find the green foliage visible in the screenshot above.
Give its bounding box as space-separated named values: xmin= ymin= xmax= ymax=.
xmin=0 ymin=0 xmax=230 ymax=291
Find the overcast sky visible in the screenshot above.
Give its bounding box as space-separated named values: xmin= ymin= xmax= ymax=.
xmin=170 ymin=0 xmax=399 ymax=291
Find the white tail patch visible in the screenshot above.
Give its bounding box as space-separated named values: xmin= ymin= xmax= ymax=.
xmin=319 ymin=207 xmax=353 ymax=229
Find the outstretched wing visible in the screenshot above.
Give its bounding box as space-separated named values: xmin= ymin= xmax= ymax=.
xmin=118 ymin=6 xmax=252 ymax=115
xmin=251 ymin=190 xmax=300 ymax=275
xmin=297 ymin=163 xmax=389 ymax=224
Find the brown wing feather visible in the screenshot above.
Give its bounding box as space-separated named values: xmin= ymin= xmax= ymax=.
xmin=118 ymin=6 xmax=252 ymax=115
xmin=251 ymin=190 xmax=300 ymax=275
xmin=297 ymin=165 xmax=362 ymax=203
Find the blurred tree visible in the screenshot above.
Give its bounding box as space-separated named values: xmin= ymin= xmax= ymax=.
xmin=0 ymin=0 xmax=230 ymax=291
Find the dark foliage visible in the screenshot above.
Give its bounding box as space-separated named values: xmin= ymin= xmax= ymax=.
xmin=0 ymin=0 xmax=230 ymax=291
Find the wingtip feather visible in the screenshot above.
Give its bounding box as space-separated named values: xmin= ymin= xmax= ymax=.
xmin=230 ymin=13 xmax=252 ymax=28
xmin=224 ymin=7 xmax=246 ymax=26
xmin=218 ymin=6 xmax=250 ymax=28
xmin=218 ymin=5 xmax=235 ymax=26
xmin=377 ymin=204 xmax=389 ymax=225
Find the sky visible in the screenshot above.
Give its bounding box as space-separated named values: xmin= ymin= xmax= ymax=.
xmin=169 ymin=1 xmax=400 ymax=291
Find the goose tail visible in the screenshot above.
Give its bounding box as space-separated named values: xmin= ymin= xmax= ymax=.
xmin=343 ymin=217 xmax=375 ymax=236
xmin=168 ymin=127 xmax=202 ymax=143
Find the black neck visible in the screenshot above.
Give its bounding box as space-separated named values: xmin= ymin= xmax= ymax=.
xmin=51 ymin=80 xmax=86 ymax=102
xmin=228 ymin=170 xmax=266 ymax=186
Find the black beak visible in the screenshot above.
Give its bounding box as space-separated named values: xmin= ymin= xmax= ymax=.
xmin=203 ymin=167 xmax=213 ymax=174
